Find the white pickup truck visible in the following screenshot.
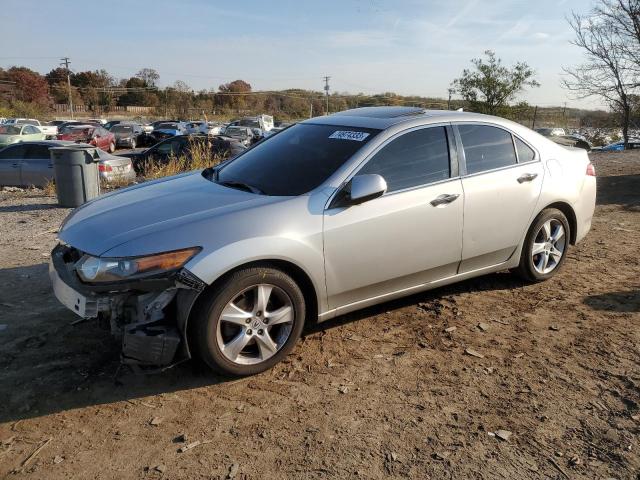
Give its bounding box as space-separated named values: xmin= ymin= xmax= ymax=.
xmin=4 ymin=118 xmax=57 ymax=138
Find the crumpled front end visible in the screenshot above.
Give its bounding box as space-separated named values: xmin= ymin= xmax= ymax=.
xmin=50 ymin=243 xmax=205 ymax=369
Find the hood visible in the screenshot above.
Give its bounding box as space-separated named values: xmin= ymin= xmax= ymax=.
xmin=58 ymin=171 xmax=280 ymax=256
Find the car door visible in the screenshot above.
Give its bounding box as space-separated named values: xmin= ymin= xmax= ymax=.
xmin=454 ymin=123 xmax=544 ymax=272
xmin=0 ymin=144 xmax=28 ymax=186
xmin=21 ymin=144 xmax=54 ymax=187
xmin=323 ymin=125 xmax=464 ymax=310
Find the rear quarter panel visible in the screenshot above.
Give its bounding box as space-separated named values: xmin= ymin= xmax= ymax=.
xmin=535 ymin=145 xmax=595 ymax=243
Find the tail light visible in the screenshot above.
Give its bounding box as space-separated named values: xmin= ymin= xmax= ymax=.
xmin=98 ymin=164 xmax=112 ymax=172
xmin=586 ymin=163 xmax=596 ymax=176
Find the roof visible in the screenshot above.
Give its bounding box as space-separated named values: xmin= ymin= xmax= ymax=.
xmin=302 ymin=106 xmax=522 ymax=130
xmin=331 ymin=106 xmax=427 ymax=118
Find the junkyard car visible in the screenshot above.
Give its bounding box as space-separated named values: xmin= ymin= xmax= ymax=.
xmin=220 ymin=126 xmax=255 ymax=147
xmin=186 ymin=121 xmax=223 ymax=136
xmin=111 ymin=123 xmax=145 ymax=149
xmin=592 ymin=138 xmax=640 ymax=151
xmin=57 ymin=125 xmax=116 ymax=153
xmin=0 ymin=140 xmax=135 ymax=187
xmin=50 ymin=107 xmax=596 ymax=376
xmin=4 ymin=118 xmax=57 ymax=138
xmin=0 ymin=124 xmax=46 ymax=147
xmin=148 ymin=122 xmax=187 ymax=143
xmin=120 ymin=134 xmax=246 ymax=173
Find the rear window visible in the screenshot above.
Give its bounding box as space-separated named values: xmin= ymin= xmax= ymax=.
xmin=458 ymin=124 xmax=517 ymax=174
xmin=217 ymin=123 xmax=380 ymax=196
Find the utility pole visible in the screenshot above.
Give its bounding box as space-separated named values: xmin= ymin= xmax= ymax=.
xmin=323 ymin=76 xmax=330 ymax=115
xmin=309 ymin=99 xmax=313 ymax=119
xmin=531 ymin=105 xmax=538 ymax=129
xmin=60 ymin=57 xmax=74 ymax=119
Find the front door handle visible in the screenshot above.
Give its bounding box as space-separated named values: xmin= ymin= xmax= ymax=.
xmin=430 ymin=193 xmax=460 ymax=207
xmin=517 ymin=173 xmax=538 ymax=183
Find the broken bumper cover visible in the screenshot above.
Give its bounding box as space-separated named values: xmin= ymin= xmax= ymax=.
xmin=50 ymin=244 xmax=206 ymax=368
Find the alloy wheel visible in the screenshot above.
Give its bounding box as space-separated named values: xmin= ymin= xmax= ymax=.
xmin=216 ymin=284 xmax=294 ymax=365
xmin=531 ymin=219 xmax=566 ymax=274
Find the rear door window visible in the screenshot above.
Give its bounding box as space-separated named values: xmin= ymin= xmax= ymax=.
xmin=357 ymin=126 xmax=450 ymax=192
xmin=458 ymin=124 xmax=517 ymax=174
xmin=25 ymin=145 xmax=51 ymax=159
xmin=0 ymin=144 xmax=28 ymax=160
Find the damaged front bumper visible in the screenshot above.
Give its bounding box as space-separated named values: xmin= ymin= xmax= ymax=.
xmin=50 ymin=244 xmax=206 ymax=369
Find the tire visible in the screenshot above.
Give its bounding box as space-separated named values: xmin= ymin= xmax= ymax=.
xmin=193 ymin=267 xmax=306 ymax=376
xmin=108 ymin=142 xmax=115 ymax=153
xmin=515 ymin=208 xmax=571 ymax=282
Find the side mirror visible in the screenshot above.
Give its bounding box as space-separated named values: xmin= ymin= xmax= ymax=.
xmin=348 ymin=174 xmax=387 ymax=205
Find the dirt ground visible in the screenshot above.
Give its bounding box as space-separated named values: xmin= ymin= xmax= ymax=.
xmin=0 ymin=150 xmax=638 ymax=480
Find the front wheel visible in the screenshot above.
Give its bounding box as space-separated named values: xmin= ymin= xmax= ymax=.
xmin=193 ymin=267 xmax=306 ymax=376
xmin=515 ymin=208 xmax=570 ymax=282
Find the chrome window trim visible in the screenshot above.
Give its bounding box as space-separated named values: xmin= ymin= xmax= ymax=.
xmin=324 ymin=122 xmax=457 ymax=209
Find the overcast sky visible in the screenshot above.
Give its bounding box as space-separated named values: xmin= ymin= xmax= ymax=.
xmin=0 ymin=0 xmax=604 ymax=109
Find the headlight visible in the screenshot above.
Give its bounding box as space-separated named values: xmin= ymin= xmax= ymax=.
xmin=75 ymin=247 xmax=200 ymax=283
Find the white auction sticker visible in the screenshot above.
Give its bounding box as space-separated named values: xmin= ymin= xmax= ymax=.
xmin=329 ymin=130 xmax=370 ymax=141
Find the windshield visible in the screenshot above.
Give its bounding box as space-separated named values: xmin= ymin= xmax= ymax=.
xmin=0 ymin=125 xmax=21 ymax=135
xmin=156 ymin=123 xmax=178 ymax=130
xmin=64 ymin=127 xmax=92 ymax=136
xmin=237 ymin=119 xmax=261 ymax=128
xmin=225 ymin=127 xmax=248 ymax=138
xmin=216 ymin=123 xmax=380 ymax=196
xmin=112 ymin=125 xmax=134 ymax=133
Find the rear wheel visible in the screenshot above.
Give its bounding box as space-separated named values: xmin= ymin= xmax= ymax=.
xmin=515 ymin=208 xmax=570 ymax=282
xmin=193 ymin=267 xmax=305 ymax=376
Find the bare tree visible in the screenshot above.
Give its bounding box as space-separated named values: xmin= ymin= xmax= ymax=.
xmin=563 ymin=2 xmax=640 ymax=146
xmin=595 ymin=1 xmax=640 ymax=74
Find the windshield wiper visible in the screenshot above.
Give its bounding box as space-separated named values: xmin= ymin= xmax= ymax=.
xmin=218 ymin=180 xmax=264 ymax=195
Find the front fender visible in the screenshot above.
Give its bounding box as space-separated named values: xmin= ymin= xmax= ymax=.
xmin=185 ymin=235 xmax=326 ymax=313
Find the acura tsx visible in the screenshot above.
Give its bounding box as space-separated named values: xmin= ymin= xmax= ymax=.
xmin=50 ymin=107 xmax=596 ymax=376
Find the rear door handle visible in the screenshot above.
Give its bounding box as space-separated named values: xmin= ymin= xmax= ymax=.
xmin=517 ymin=173 xmax=538 ymax=183
xmin=430 ymin=193 xmax=460 ymax=207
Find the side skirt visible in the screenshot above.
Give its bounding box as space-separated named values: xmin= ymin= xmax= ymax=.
xmin=317 ymin=259 xmax=518 ymax=322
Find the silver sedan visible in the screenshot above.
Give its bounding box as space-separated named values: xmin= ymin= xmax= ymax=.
xmin=50 ymin=107 xmax=596 ymax=375
xmin=0 ymin=140 xmax=135 ymax=187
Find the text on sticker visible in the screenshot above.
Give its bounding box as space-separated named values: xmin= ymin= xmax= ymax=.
xmin=329 ymin=131 xmax=370 ymax=141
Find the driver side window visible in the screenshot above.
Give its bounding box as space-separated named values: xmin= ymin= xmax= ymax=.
xmin=357 ymin=126 xmax=451 ymax=193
